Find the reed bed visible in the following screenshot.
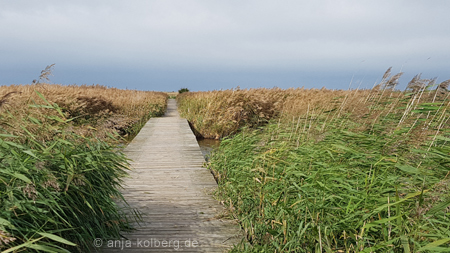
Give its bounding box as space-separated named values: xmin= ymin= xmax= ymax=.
xmin=0 ymin=83 xmax=167 ymax=142
xmin=177 ymin=87 xmax=402 ymax=139
xmin=177 ymin=88 xmax=286 ymax=139
xmin=0 ymin=84 xmax=167 ymax=252
xmin=178 ymin=70 xmax=450 ymax=252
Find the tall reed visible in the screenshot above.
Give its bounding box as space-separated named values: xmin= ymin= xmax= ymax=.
xmin=0 ymin=92 xmax=137 ymax=252
xmin=0 ymin=83 xmax=167 ymax=142
xmin=0 ymin=84 xmax=167 ymax=252
xmin=179 ymin=69 xmax=450 ymax=252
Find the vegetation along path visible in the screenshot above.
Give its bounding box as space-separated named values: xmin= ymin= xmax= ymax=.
xmin=102 ymin=99 xmax=241 ymax=252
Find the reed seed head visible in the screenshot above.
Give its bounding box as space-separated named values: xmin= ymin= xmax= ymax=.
xmin=0 ymin=230 xmax=16 ymax=246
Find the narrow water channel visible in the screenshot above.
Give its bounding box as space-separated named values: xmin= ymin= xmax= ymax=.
xmin=197 ymin=138 xmax=221 ymax=161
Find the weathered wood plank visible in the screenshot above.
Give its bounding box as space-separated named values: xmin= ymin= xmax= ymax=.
xmin=101 ymin=99 xmax=241 ymax=252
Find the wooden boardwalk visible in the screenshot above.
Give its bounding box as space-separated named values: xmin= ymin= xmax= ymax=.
xmin=102 ymin=99 xmax=241 ymax=252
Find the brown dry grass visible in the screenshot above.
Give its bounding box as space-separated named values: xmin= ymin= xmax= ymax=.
xmin=165 ymin=91 xmax=178 ymax=98
xmin=0 ymin=83 xmax=167 ymax=142
xmin=177 ymin=70 xmax=450 ymax=143
xmin=177 ymin=88 xmax=286 ymax=139
xmin=177 ymin=87 xmax=389 ymax=138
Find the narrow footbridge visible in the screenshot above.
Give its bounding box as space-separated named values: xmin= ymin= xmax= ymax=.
xmin=102 ymin=99 xmax=241 ymax=252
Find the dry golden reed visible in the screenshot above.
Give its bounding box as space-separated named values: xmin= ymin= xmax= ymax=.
xmin=0 ymin=83 xmax=167 ymax=142
xmin=177 ymin=69 xmax=450 ymax=145
xmin=177 ymin=88 xmax=286 ymax=139
xmin=177 ymin=87 xmax=385 ymax=138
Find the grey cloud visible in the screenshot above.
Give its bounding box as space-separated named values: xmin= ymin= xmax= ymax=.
xmin=1 ymin=0 xmax=449 ymax=89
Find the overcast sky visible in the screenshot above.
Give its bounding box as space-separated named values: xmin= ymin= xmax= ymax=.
xmin=1 ymin=0 xmax=449 ymax=91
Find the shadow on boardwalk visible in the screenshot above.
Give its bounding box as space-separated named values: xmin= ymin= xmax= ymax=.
xmin=101 ymin=99 xmax=242 ymax=252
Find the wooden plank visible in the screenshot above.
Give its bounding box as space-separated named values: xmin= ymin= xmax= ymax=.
xmin=101 ymin=99 xmax=241 ymax=252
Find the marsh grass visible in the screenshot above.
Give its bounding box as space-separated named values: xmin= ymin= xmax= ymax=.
xmin=0 ymin=92 xmax=137 ymax=252
xmin=0 ymin=83 xmax=167 ymax=142
xmin=177 ymin=88 xmax=285 ymax=139
xmin=0 ymin=84 xmax=167 ymax=252
xmin=211 ymin=124 xmax=450 ymax=252
xmin=178 ymin=69 xmax=450 ymax=252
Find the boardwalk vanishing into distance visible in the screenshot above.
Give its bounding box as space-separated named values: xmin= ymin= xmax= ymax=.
xmin=102 ymin=99 xmax=241 ymax=252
